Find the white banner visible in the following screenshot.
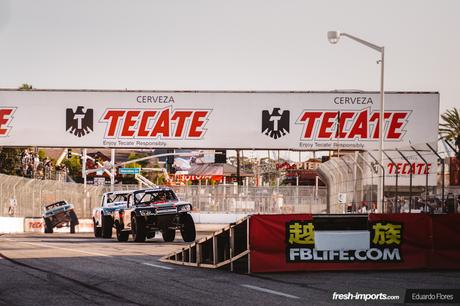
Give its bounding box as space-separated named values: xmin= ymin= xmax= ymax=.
xmin=0 ymin=90 xmax=439 ymax=150
xmin=382 ymin=150 xmax=437 ymax=186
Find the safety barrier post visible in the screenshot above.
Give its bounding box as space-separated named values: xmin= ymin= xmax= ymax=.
xmin=397 ymin=149 xmax=412 ymax=212
xmin=368 ymin=152 xmax=385 ymax=212
xmin=383 ymin=151 xmax=399 ymax=213
xmin=411 ymin=146 xmax=429 ymax=212
xmin=427 ymin=142 xmax=445 ymax=204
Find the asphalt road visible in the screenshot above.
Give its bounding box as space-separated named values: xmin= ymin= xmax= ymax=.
xmin=0 ymin=232 xmax=459 ymax=306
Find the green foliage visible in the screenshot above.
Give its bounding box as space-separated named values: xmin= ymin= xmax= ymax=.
xmin=0 ymin=148 xmax=22 ymax=175
xmin=126 ymin=162 xmax=142 ymax=169
xmin=127 ymin=152 xmax=148 ymax=167
xmin=439 ymin=108 xmax=460 ymax=160
xmin=38 ymin=149 xmax=46 ymax=160
xmin=156 ymin=174 xmax=166 ymax=185
xmin=19 ymin=84 xmax=33 ymax=90
xmin=63 ymin=156 xmax=81 ymax=177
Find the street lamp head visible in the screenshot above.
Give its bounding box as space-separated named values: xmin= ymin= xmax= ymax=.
xmin=327 ymin=31 xmax=340 ymax=44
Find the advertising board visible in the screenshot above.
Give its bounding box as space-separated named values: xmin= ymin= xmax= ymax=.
xmin=0 ymin=90 xmax=439 ymax=150
xmin=249 ymin=213 xmax=460 ymax=273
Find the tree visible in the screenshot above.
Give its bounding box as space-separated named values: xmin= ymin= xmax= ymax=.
xmin=439 ymin=108 xmax=460 ymax=160
xmin=19 ymin=84 xmax=33 ymax=90
xmin=0 ymin=148 xmax=22 ymax=175
xmin=127 ymin=152 xmax=148 ymax=167
xmin=63 ymin=156 xmax=82 ymax=178
xmin=38 ymin=149 xmax=46 ymax=160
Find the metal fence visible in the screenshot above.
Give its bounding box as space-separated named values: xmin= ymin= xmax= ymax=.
xmin=0 ymin=174 xmax=328 ymax=218
xmin=317 ymin=141 xmax=460 ymax=214
xmin=171 ymin=185 xmax=326 ymax=214
xmin=0 ymin=174 xmax=103 ymax=218
xmin=106 ymin=184 xmax=328 ymax=215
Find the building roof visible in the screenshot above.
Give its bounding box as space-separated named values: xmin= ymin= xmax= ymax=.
xmin=188 ymin=163 xmax=253 ymax=176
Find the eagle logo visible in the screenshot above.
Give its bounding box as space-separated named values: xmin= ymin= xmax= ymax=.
xmin=262 ymin=108 xmax=290 ymax=139
xmin=66 ymin=106 xmax=93 ymax=137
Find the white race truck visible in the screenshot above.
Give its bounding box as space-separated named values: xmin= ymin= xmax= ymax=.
xmin=92 ymin=190 xmax=132 ymax=238
xmin=43 ymin=201 xmax=79 ymax=233
xmin=113 ymin=187 xmax=196 ymax=243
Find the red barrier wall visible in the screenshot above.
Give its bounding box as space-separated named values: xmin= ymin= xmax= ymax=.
xmin=430 ymin=214 xmax=460 ymax=269
xmin=249 ymin=214 xmax=460 ymax=273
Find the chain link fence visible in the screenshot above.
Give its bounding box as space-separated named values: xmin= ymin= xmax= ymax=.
xmin=0 ymin=174 xmax=328 ymax=218
xmin=0 ymin=174 xmax=103 ymax=218
xmin=317 ymin=141 xmax=460 ymax=214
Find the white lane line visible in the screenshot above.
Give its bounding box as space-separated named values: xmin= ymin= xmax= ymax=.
xmin=142 ymin=262 xmax=174 ymax=270
xmin=240 ymin=284 xmax=300 ymax=299
xmin=5 ymin=238 xmax=112 ymax=257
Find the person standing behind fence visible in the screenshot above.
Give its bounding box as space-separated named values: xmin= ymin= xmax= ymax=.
xmin=44 ymin=158 xmax=52 ymax=180
xmin=21 ymin=149 xmax=31 ymax=176
xmin=33 ymin=153 xmax=40 ymax=178
xmin=8 ymin=196 xmax=17 ymax=216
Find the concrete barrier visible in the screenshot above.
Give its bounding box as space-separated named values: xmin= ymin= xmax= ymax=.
xmin=0 ymin=217 xmax=25 ymax=233
xmin=24 ymin=218 xmax=94 ymax=233
xmin=191 ymin=212 xmax=248 ymax=224
xmin=3 ymin=213 xmax=243 ymax=234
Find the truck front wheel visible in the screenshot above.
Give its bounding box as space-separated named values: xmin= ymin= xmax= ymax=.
xmin=116 ymin=224 xmax=129 ymax=242
xmin=102 ymin=215 xmax=113 ymax=238
xmin=180 ymin=214 xmax=196 ymax=242
xmin=93 ymin=218 xmax=102 ymax=237
xmin=131 ymin=216 xmax=146 ymax=242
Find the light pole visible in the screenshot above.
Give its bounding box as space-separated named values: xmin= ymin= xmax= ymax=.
xmin=327 ymin=31 xmax=385 ymax=212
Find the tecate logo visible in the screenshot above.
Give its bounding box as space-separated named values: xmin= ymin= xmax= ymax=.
xmin=0 ymin=107 xmax=15 ymax=136
xmin=296 ymin=107 xmax=411 ymax=141
xmin=100 ymin=107 xmax=211 ymax=139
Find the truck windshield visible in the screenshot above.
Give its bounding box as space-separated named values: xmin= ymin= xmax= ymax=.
xmin=107 ymin=193 xmax=128 ymax=204
xmin=45 ymin=201 xmax=67 ymax=210
xmin=135 ymin=190 xmax=177 ymax=205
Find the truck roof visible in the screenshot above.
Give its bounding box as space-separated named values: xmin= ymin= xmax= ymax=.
xmin=103 ymin=190 xmax=136 ymax=196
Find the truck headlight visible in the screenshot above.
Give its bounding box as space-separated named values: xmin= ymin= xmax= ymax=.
xmin=140 ymin=210 xmax=154 ymax=216
xmin=178 ymin=205 xmax=191 ymax=212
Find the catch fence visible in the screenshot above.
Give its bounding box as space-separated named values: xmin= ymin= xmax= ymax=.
xmin=0 ymin=174 xmax=327 ymax=218
xmin=317 ymin=141 xmax=460 ymax=214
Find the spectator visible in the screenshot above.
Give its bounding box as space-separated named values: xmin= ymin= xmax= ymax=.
xmin=8 ymin=196 xmax=17 ymax=216
xmin=33 ymin=153 xmax=40 ymax=176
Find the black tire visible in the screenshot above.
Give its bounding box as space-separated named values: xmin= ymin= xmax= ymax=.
xmin=44 ymin=218 xmax=53 ymax=234
xmin=93 ymin=218 xmax=102 ymax=238
xmin=147 ymin=231 xmax=156 ymax=239
xmin=180 ymin=214 xmax=196 ymax=242
xmin=162 ymin=228 xmax=176 ymax=242
xmin=116 ymin=224 xmax=129 ymax=242
xmin=131 ymin=216 xmax=146 ymax=242
xmin=69 ymin=211 xmax=79 ymax=234
xmin=101 ymin=215 xmax=113 ymax=238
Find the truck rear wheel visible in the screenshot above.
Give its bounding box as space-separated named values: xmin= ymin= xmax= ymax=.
xmin=180 ymin=214 xmax=196 ymax=242
xmin=93 ymin=218 xmax=102 ymax=237
xmin=69 ymin=211 xmax=79 ymax=234
xmin=116 ymin=225 xmax=129 ymax=242
xmin=162 ymin=228 xmax=176 ymax=242
xmin=44 ymin=218 xmax=53 ymax=234
xmin=132 ymin=216 xmax=146 ymax=242
xmin=102 ymin=215 xmax=113 ymax=238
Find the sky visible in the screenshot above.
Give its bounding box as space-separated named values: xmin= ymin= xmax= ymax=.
xmin=0 ymin=0 xmax=459 ymax=160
